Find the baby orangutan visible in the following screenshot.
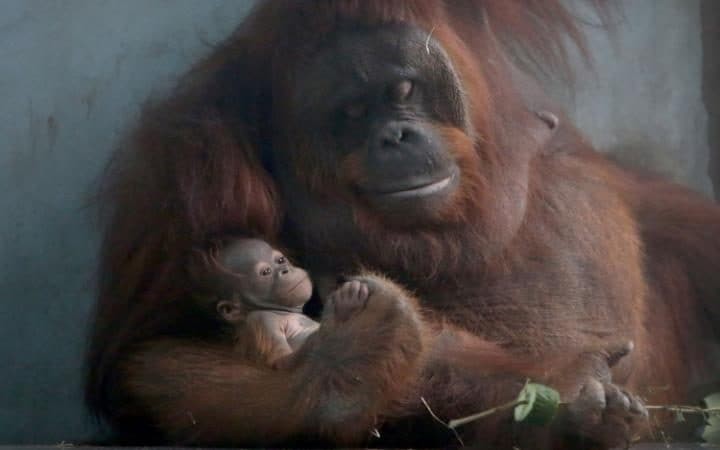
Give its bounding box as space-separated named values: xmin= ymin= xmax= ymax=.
xmin=189 ymin=238 xmax=369 ymax=369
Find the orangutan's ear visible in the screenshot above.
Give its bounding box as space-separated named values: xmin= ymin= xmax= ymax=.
xmin=217 ymin=300 xmax=245 ymax=324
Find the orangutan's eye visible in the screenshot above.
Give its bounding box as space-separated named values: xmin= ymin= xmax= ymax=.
xmin=389 ymin=79 xmax=413 ymax=103
xmin=276 ymin=256 xmax=287 ymax=264
xmin=260 ymin=267 xmax=272 ymax=276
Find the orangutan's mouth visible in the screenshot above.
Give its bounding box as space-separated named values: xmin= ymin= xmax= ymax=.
xmin=380 ymin=173 xmax=456 ymax=199
xmin=286 ymin=276 xmax=309 ymax=295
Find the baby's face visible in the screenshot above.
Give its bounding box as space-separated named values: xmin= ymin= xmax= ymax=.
xmin=221 ymin=239 xmax=313 ymax=308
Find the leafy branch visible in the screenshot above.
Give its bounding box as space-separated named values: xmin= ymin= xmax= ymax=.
xmin=420 ymin=384 xmax=720 ymax=446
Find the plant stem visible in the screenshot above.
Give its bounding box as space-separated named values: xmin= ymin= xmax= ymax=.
xmin=448 ymin=399 xmax=528 ymax=429
xmin=420 ymin=397 xmax=465 ymax=447
xmin=646 ymin=405 xmax=720 ymax=414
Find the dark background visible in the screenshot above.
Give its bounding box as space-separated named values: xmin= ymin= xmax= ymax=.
xmin=0 ymin=0 xmax=716 ymax=444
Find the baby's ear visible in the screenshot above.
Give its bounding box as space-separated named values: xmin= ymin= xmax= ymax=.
xmin=217 ymin=301 xmax=245 ymax=323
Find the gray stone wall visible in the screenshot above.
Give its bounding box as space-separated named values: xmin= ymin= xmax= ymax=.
xmin=0 ymin=0 xmax=715 ymax=444
xmin=555 ymin=0 xmax=715 ymax=197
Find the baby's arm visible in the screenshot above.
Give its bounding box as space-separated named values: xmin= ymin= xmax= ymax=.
xmin=236 ymin=311 xmax=294 ymax=368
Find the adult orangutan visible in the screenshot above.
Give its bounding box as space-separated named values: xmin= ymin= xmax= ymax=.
xmin=85 ymin=1 xmax=720 ymax=448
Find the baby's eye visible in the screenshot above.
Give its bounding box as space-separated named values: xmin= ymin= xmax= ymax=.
xmin=260 ymin=267 xmax=272 ymax=276
xmin=276 ymin=256 xmax=287 ymax=264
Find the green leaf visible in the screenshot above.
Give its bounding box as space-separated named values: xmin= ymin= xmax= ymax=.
xmin=702 ymin=423 xmax=720 ymax=446
xmin=704 ymin=393 xmax=720 ymax=410
xmin=513 ymin=383 xmax=560 ymax=426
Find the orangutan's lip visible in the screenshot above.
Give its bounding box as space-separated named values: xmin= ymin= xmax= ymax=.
xmin=376 ymin=169 xmax=458 ymax=200
xmin=382 ymin=175 xmax=453 ymax=198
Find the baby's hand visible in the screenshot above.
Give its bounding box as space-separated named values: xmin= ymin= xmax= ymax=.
xmin=325 ymin=280 xmax=369 ymax=322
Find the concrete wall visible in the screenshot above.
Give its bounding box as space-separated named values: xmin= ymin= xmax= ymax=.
xmin=0 ymin=0 xmax=714 ymax=444
xmin=555 ymin=0 xmax=714 ymax=197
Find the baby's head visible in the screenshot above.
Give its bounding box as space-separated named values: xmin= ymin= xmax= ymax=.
xmin=189 ymin=238 xmax=313 ymax=322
